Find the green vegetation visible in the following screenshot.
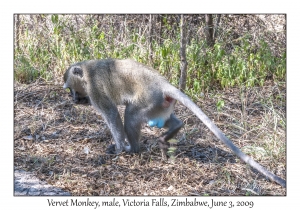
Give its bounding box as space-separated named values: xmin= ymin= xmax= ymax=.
xmin=14 ymin=15 xmax=286 ymax=95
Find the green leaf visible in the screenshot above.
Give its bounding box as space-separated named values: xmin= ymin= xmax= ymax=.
xmin=168 ymin=139 xmax=178 ymax=144
xmin=99 ymin=32 xmax=105 ymax=40
xmin=216 ymin=100 xmax=225 ymax=112
xmin=51 ymin=15 xmax=58 ymax=24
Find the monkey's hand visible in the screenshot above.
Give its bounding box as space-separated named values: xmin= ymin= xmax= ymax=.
xmin=106 ymin=144 xmax=117 ymax=154
xmin=148 ymin=118 xmax=165 ymax=128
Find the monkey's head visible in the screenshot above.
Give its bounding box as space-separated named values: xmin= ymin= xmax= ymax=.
xmin=63 ymin=65 xmax=90 ymax=105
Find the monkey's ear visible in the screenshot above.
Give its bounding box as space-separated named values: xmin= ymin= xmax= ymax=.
xmin=72 ymin=66 xmax=83 ymax=78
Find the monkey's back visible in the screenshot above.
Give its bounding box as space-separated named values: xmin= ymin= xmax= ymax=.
xmin=83 ymin=59 xmax=167 ymax=106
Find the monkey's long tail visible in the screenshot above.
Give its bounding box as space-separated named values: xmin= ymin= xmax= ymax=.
xmin=164 ymin=85 xmax=286 ymax=188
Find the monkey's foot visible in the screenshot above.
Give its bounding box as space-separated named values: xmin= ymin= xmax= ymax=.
xmin=158 ymin=137 xmax=170 ymax=150
xmin=158 ymin=136 xmax=170 ymax=159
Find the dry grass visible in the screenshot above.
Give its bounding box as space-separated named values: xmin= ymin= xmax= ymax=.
xmin=14 ymin=80 xmax=286 ymax=196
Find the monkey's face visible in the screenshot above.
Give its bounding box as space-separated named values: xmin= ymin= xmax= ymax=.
xmin=63 ymin=65 xmax=90 ymax=105
xmin=67 ymin=88 xmax=91 ymax=105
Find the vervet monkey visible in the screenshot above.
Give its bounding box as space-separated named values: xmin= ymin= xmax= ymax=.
xmin=63 ymin=59 xmax=286 ymax=187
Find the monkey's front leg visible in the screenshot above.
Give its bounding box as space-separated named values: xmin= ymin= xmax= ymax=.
xmin=90 ymin=98 xmax=127 ymax=154
xmin=103 ymin=109 xmax=127 ymax=154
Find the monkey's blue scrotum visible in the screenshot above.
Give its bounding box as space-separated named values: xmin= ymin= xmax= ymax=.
xmin=148 ymin=118 xmax=165 ymax=128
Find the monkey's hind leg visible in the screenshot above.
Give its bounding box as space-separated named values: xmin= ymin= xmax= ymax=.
xmin=124 ymin=104 xmax=143 ymax=153
xmin=159 ymin=113 xmax=183 ymax=158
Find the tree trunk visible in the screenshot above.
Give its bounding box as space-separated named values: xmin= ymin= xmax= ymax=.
xmin=148 ymin=14 xmax=153 ymax=64
xmin=158 ymin=15 xmax=162 ymax=46
xmin=179 ymin=14 xmax=188 ymax=92
xmin=214 ymin=14 xmax=221 ymax=40
xmin=205 ymin=14 xmax=214 ymax=47
xmin=14 ymin=14 xmax=20 ymax=49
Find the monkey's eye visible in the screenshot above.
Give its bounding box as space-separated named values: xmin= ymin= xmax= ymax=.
xmin=65 ymin=88 xmax=71 ymax=93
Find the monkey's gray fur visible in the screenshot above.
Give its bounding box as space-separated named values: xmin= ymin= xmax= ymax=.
xmin=63 ymin=59 xmax=286 ymax=187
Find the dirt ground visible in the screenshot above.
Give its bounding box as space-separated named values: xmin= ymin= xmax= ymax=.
xmin=14 ymin=80 xmax=286 ymax=196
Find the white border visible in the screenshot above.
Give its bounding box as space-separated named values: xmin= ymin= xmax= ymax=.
xmin=2 ymin=0 xmax=297 ymax=209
